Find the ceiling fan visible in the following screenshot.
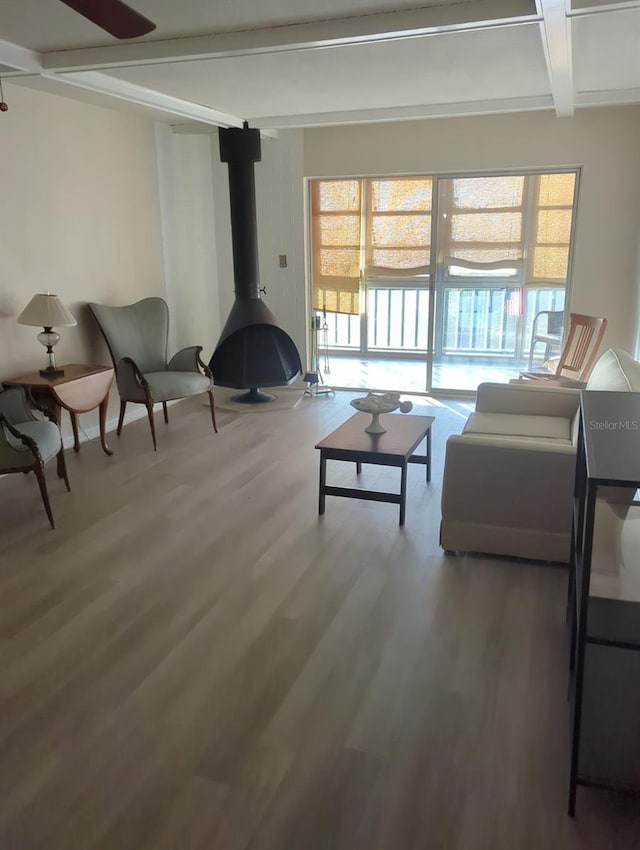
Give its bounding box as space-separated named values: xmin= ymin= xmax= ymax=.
xmin=59 ymin=0 xmax=156 ymax=39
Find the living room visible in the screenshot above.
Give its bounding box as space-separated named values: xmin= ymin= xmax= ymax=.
xmin=1 ymin=1 xmax=640 ymax=847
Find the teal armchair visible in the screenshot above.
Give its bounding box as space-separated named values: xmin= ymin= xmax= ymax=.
xmin=87 ymin=298 xmax=217 ymax=450
xmin=0 ymin=385 xmax=70 ymax=529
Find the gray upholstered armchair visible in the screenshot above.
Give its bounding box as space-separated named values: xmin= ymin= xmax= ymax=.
xmin=0 ymin=385 xmax=70 ymax=529
xmin=88 ymin=297 xmax=217 ymax=451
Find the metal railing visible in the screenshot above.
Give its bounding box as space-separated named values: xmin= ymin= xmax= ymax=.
xmin=322 ymin=284 xmax=565 ymax=359
xmin=368 ymin=286 xmax=430 ymax=350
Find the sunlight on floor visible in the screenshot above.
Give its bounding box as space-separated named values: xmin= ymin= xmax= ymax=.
xmin=323 ymin=354 xmax=525 ymax=394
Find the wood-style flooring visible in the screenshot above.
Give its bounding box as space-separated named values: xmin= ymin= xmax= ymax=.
xmin=0 ymin=391 xmax=638 ymax=850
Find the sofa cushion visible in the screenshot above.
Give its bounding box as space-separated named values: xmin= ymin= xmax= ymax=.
xmin=586 ymin=348 xmax=640 ymax=392
xmin=463 ymin=412 xmax=572 ymax=441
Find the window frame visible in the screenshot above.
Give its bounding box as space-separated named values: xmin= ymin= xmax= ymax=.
xmin=306 ymin=166 xmax=581 ymax=368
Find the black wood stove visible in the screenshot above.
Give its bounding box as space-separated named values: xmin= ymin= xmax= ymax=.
xmin=209 ymin=123 xmax=301 ymax=403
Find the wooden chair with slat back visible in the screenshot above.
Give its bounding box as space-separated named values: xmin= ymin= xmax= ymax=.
xmin=518 ymin=313 xmax=608 ymax=387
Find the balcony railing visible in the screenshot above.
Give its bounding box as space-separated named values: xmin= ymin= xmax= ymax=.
xmin=369 ymin=287 xmax=430 ymax=350
xmin=321 ymin=284 xmax=565 ymax=360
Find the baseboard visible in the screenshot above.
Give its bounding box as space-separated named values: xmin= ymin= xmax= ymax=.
xmin=0 ymin=401 xmax=181 ymax=479
xmin=61 ymin=400 xmax=181 ymax=450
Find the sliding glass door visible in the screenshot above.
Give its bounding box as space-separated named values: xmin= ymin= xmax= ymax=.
xmin=431 ymin=172 xmax=576 ymax=390
xmin=310 ymin=170 xmax=577 ymax=393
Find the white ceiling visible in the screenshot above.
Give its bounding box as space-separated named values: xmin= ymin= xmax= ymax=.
xmin=0 ymin=0 xmax=639 ymax=129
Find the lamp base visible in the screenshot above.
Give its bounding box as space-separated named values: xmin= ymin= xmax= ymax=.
xmin=40 ymin=367 xmax=65 ymax=378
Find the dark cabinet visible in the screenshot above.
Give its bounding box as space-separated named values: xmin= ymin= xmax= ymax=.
xmin=568 ymin=391 xmax=640 ymax=816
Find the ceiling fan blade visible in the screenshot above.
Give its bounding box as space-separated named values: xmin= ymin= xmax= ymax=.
xmin=59 ymin=0 xmax=156 ymax=39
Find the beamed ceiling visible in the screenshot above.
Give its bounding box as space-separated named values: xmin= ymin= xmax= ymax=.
xmin=0 ymin=0 xmax=639 ymax=130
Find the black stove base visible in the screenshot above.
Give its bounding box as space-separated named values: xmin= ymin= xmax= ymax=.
xmin=231 ymin=388 xmax=276 ymax=404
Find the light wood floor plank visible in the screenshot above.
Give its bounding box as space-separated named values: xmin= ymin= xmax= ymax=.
xmin=0 ymin=391 xmax=638 ymax=849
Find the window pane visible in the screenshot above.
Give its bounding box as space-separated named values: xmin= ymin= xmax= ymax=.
xmin=371 ymin=178 xmax=432 ymax=211
xmin=453 ymin=176 xmax=524 ymax=208
xmin=448 ymin=264 xmax=517 ymax=277
xmin=448 ymin=248 xmax=521 ymax=264
xmin=319 ymin=214 xmax=360 ymax=246
xmin=371 ymin=215 xmax=431 ymax=247
xmin=319 ymin=180 xmax=360 ymax=211
xmin=320 ymin=247 xmax=360 ymax=278
xmin=535 ymin=209 xmax=572 ymax=244
xmin=441 ymin=288 xmax=517 ymax=353
xmin=532 ymin=246 xmax=570 ymax=280
xmin=451 ymin=212 xmax=523 ymax=243
xmin=372 ymin=248 xmax=430 ymax=269
xmin=315 ymin=290 xmax=360 ymax=315
xmin=537 ymin=173 xmax=576 ymax=207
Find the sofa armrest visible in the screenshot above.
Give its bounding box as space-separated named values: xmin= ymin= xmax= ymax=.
xmin=475 ymin=382 xmax=580 ymax=419
xmin=441 ymin=433 xmax=576 ymax=535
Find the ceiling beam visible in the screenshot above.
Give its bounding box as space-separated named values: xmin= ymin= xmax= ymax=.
xmin=39 ymin=71 xmax=246 ymax=128
xmin=568 ymin=0 xmax=640 ymax=16
xmin=42 ymin=0 xmax=539 ymax=73
xmin=537 ymin=0 xmax=574 ymax=117
xmin=0 ymin=38 xmax=42 ymax=74
xmin=257 ymin=84 xmax=640 ymax=129
xmin=575 ymin=86 xmax=640 ymax=107
xmin=255 ymin=94 xmax=556 ymax=129
xmin=0 ymin=37 xmax=245 ymax=129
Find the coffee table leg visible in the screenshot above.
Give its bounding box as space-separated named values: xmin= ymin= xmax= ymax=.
xmin=319 ymin=453 xmax=327 ymax=515
xmin=426 ymin=427 xmax=431 ymax=483
xmin=399 ymin=463 xmax=408 ymax=525
xmin=356 ymin=461 xmax=362 ymax=475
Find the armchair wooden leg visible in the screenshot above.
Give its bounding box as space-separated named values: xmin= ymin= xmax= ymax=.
xmin=207 ymin=390 xmax=218 ymax=433
xmin=57 ymin=447 xmax=71 ymax=491
xmin=117 ymin=401 xmax=127 ymax=437
xmin=33 ymin=461 xmax=55 ymax=529
xmin=162 ymin=402 xmax=169 ymax=424
xmin=99 ymin=397 xmax=113 ymax=456
xmin=145 ymin=401 xmax=158 ymax=451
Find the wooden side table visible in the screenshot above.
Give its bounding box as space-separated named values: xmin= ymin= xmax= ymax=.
xmin=5 ymin=364 xmax=115 ymax=460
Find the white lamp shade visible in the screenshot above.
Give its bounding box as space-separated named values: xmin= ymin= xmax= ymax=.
xmin=17 ymin=294 xmax=77 ymax=328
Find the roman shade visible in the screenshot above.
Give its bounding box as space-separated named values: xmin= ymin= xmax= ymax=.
xmin=310 ymin=179 xmax=361 ymax=316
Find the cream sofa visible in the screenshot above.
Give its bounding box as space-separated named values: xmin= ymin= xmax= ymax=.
xmin=440 ymin=348 xmax=640 ymax=563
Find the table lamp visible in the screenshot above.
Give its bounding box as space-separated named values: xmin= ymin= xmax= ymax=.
xmin=17 ymin=293 xmax=77 ymax=377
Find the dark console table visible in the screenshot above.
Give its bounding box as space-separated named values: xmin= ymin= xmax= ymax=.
xmin=568 ymin=391 xmax=640 ymax=815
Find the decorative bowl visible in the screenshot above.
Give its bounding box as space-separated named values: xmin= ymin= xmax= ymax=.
xmin=350 ymin=392 xmax=413 ymax=434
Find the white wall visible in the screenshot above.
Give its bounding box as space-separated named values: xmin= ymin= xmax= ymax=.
xmin=0 ymin=82 xmax=166 ymax=435
xmin=256 ymin=131 xmax=306 ymax=361
xmin=156 ymin=127 xmax=221 ymax=361
xmin=304 ymin=106 xmax=640 ymax=353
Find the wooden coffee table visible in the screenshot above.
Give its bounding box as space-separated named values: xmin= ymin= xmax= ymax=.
xmin=315 ymin=412 xmax=434 ymax=525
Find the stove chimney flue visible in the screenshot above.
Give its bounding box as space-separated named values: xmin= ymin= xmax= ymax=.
xmin=209 ymin=122 xmax=302 ymax=402
xmin=219 ymin=122 xmax=262 ymax=300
